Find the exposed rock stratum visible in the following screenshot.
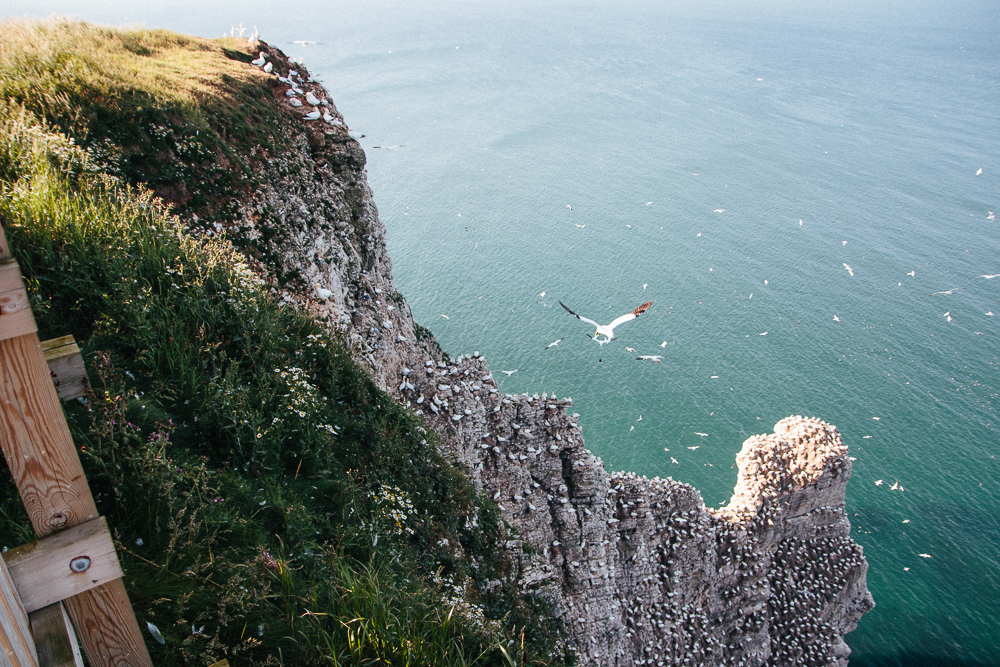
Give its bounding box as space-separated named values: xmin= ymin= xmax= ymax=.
xmin=205 ymin=44 xmax=874 ymax=667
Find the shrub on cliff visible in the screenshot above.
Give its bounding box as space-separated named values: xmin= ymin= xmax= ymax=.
xmin=0 ymin=77 xmax=565 ymax=667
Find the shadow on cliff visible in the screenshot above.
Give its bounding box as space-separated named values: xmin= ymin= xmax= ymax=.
xmin=851 ymin=654 xmax=993 ymax=667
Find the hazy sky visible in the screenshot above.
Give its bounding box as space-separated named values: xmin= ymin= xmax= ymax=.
xmin=3 ymin=0 xmax=998 ymax=39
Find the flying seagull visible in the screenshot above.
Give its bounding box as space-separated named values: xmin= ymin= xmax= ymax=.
xmin=979 ymin=274 xmax=1000 ymax=279
xmin=545 ymin=338 xmax=565 ymax=349
xmin=843 ymin=263 xmax=854 ymax=277
xmin=636 ymin=355 xmax=663 ymax=363
xmin=501 ymin=369 xmax=518 ymax=377
xmin=930 ymin=287 xmax=966 ymax=296
xmin=560 ymin=300 xmax=653 ymax=345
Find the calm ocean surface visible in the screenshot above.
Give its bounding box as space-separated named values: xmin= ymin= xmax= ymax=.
xmin=7 ymin=1 xmax=1000 ymax=663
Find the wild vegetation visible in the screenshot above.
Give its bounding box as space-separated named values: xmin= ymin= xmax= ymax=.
xmin=0 ymin=19 xmax=567 ymax=666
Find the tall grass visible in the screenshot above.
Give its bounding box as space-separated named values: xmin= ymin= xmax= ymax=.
xmin=0 ymin=87 xmax=566 ymax=666
xmin=0 ymin=17 xmax=292 ymax=269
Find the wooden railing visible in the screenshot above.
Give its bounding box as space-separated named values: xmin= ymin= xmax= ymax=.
xmin=0 ymin=225 xmax=152 ymax=666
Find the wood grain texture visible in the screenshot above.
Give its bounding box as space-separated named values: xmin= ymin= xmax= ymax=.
xmin=40 ymin=339 xmax=87 ymax=402
xmin=62 ymin=580 xmax=149 ymax=667
xmin=0 ymin=334 xmax=97 ymax=533
xmin=29 ymin=604 xmax=83 ymax=667
xmin=4 ymin=518 xmax=122 ymax=613
xmin=0 ymin=228 xmax=151 ymax=667
xmin=0 ymin=262 xmax=37 ymax=344
xmin=0 ymin=556 xmax=37 ymax=667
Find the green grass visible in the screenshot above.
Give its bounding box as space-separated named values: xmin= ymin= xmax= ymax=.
xmin=0 ymin=17 xmax=300 ymax=277
xmin=0 ymin=20 xmax=569 ymax=667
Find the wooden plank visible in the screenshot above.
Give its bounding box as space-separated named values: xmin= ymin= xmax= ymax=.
xmin=0 ymin=262 xmax=37 ymax=345
xmin=3 ymin=517 xmax=122 ymax=613
xmin=0 ymin=555 xmax=37 ymax=667
xmin=0 ymin=226 xmax=152 ymax=666
xmin=0 ymin=333 xmax=98 ymax=531
xmin=40 ymin=340 xmax=87 ymax=403
xmin=62 ymin=580 xmax=150 ymax=667
xmin=29 ymin=604 xmax=83 ymax=667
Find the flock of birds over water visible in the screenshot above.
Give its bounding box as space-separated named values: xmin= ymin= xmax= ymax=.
xmin=486 ymin=177 xmax=996 ymax=379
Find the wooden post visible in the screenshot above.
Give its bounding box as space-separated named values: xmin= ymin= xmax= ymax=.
xmin=28 ymin=603 xmax=83 ymax=667
xmin=40 ymin=339 xmax=87 ymax=402
xmin=0 ymin=555 xmax=37 ymax=666
xmin=0 ymin=227 xmax=151 ymax=666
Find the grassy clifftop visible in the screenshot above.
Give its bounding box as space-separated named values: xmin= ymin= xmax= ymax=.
xmin=0 ymin=19 xmax=283 ymax=213
xmin=0 ymin=19 xmax=564 ymax=666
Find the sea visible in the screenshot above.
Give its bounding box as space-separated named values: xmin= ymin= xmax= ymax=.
xmin=6 ymin=1 xmax=999 ymax=664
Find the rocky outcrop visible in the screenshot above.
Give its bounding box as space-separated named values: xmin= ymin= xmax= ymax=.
xmin=217 ymin=44 xmax=873 ymax=666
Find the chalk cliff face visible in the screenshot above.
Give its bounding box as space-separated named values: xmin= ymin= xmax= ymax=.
xmin=216 ymin=45 xmax=873 ymax=667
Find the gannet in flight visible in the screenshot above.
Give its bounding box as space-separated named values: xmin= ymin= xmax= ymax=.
xmin=843 ymin=263 xmax=854 ymax=277
xmin=930 ymin=287 xmax=965 ymax=296
xmin=980 ymin=274 xmax=1000 ymax=279
xmin=560 ymin=300 xmax=652 ymax=345
xmin=501 ymin=370 xmax=518 ymax=376
xmin=636 ymin=355 xmax=663 ymax=363
xmin=544 ymin=338 xmax=565 ymax=349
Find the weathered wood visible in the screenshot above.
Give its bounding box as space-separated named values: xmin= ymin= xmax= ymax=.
xmin=0 ymin=226 xmax=152 ymax=666
xmin=0 ymin=262 xmax=37 ymax=344
xmin=4 ymin=518 xmax=122 ymax=613
xmin=28 ymin=604 xmax=82 ymax=667
xmin=0 ymin=555 xmax=37 ymax=667
xmin=0 ymin=334 xmax=98 ymax=531
xmin=62 ymin=580 xmax=150 ymax=667
xmin=40 ymin=339 xmax=87 ymax=402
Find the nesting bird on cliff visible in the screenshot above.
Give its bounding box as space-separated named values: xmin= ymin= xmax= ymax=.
xmin=560 ymin=300 xmax=653 ymax=345
xmin=251 ymin=51 xmax=266 ymax=67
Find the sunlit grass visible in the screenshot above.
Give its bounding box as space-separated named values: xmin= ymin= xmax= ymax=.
xmin=0 ymin=20 xmax=568 ymax=666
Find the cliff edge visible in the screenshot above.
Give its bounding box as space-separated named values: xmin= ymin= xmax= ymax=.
xmin=215 ymin=44 xmax=874 ymax=666
xmin=2 ymin=24 xmax=871 ymax=664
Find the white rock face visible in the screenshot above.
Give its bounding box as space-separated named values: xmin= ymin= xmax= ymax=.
xmin=230 ymin=49 xmax=873 ymax=667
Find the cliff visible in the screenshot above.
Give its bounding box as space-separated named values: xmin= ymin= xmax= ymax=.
xmin=0 ymin=22 xmax=873 ymax=664
xmin=222 ymin=44 xmax=874 ymax=666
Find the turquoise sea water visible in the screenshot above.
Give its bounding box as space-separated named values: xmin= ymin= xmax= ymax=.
xmin=6 ymin=1 xmax=999 ymax=664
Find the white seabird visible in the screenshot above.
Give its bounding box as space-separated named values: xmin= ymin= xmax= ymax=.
xmin=501 ymin=370 xmax=518 ymax=377
xmin=544 ymin=338 xmax=565 ymax=349
xmin=314 ymin=284 xmax=333 ymax=300
xmin=635 ymin=355 xmax=663 ymax=363
xmin=560 ymin=300 xmax=653 ymax=345
xmin=843 ymin=263 xmax=854 ymax=277
xmin=930 ymin=287 xmax=965 ymax=296
xmin=263 ymin=62 xmax=274 ymax=74
xmin=303 ymin=110 xmax=321 ymax=121
xmin=250 ymin=52 xmax=266 ymax=67
xmin=306 ymin=91 xmax=322 ymax=106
